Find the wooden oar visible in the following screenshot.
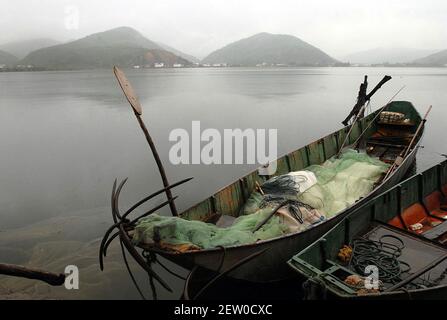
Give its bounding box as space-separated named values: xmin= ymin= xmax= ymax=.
xmin=113 ymin=66 xmax=178 ymax=216
xmin=0 ymin=263 xmax=65 ymax=286
xmin=383 ymin=105 xmax=432 ymax=181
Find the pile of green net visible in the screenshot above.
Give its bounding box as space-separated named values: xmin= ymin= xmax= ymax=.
xmin=133 ymin=208 xmax=289 ymax=250
xmin=296 ymin=149 xmax=389 ymax=217
xmin=132 ymin=149 xmax=389 ymax=250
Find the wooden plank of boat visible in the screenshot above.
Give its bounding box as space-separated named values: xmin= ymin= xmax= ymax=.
xmin=133 ymin=101 xmax=425 ymax=283
xmin=288 ymin=160 xmax=447 ymax=299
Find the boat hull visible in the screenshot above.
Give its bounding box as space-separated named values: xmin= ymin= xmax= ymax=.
xmin=156 ymin=147 xmax=418 ymax=283
xmin=302 ymin=279 xmax=447 ymax=300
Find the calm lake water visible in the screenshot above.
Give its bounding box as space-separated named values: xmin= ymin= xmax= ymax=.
xmin=0 ymin=67 xmax=446 ymax=299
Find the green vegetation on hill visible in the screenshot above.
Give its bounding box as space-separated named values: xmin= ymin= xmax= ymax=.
xmin=157 ymin=42 xmax=200 ymax=63
xmin=0 ymin=38 xmax=61 ymax=59
xmin=414 ymin=49 xmax=447 ymax=66
xmin=202 ymin=32 xmax=337 ymax=66
xmin=20 ymin=27 xmax=191 ymax=70
xmin=0 ymin=50 xmax=18 ymax=66
xmin=342 ymin=47 xmax=438 ymax=65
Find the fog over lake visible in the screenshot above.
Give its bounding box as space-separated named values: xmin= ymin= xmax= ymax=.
xmin=0 ymin=67 xmax=446 ymax=299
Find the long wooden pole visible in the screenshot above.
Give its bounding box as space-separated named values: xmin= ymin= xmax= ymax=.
xmin=113 ymin=66 xmax=178 ymax=216
xmin=0 ymin=263 xmax=65 ymax=286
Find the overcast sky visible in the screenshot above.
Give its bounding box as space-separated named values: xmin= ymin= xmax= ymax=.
xmin=1 ymin=0 xmax=446 ymax=58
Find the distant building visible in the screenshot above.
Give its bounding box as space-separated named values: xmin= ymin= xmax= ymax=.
xmin=212 ymin=63 xmax=227 ymax=67
xmin=133 ymin=65 xmax=141 ymax=69
xmin=0 ymin=64 xmax=6 ymax=69
xmin=154 ymin=62 xmax=164 ymax=68
xmin=173 ymin=63 xmax=183 ymax=68
xmin=202 ymin=63 xmax=211 ymax=67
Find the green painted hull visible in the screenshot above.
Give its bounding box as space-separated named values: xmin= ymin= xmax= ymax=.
xmin=288 ymin=160 xmax=447 ymax=299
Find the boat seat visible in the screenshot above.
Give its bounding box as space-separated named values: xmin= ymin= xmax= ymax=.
xmin=388 ymin=203 xmax=441 ymax=234
xmin=425 ymin=191 xmax=447 ymax=220
xmin=366 ymin=141 xmax=406 ymax=149
xmin=422 ymin=220 xmax=447 ymax=240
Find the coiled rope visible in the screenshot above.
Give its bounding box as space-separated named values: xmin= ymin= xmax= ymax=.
xmin=349 ymin=235 xmax=410 ymax=284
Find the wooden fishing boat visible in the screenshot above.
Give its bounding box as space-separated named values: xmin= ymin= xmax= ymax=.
xmin=100 ymin=70 xmax=428 ymax=293
xmin=136 ymin=101 xmax=425 ymax=283
xmin=288 ymin=160 xmax=447 ymax=300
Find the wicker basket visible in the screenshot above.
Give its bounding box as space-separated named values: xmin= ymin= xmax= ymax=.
xmin=379 ymin=111 xmax=405 ymax=124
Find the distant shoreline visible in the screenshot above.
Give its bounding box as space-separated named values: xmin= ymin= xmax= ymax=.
xmin=1 ymin=64 xmax=446 ymax=73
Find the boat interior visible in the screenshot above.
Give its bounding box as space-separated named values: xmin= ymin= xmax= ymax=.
xmin=388 ymin=183 xmax=447 ymax=244
xmin=363 ymin=108 xmax=420 ymax=164
xmin=288 ymin=160 xmax=447 ymax=298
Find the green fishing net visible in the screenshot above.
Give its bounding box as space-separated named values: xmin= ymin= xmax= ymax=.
xmin=132 ymin=207 xmax=289 ymax=249
xmin=297 ymin=149 xmax=389 ymax=217
xmin=133 ymin=149 xmax=389 ymax=250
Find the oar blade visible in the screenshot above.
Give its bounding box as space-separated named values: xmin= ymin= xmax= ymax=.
xmin=113 ymin=66 xmax=143 ymax=115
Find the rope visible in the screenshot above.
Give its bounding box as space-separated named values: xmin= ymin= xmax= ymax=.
xmin=349 ymin=235 xmax=410 ymax=284
xmin=119 ymin=240 xmax=147 ymax=300
xmin=155 ymin=257 xmax=187 ymax=281
xmin=259 ymin=196 xmax=315 ymax=225
xmin=143 ymin=251 xmax=158 ymax=300
xmin=216 ymin=245 xmax=227 ymax=273
xmin=260 ymin=174 xmax=308 ymax=196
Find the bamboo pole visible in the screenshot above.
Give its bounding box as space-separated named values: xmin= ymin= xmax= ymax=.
xmin=113 ymin=66 xmax=178 ymax=216
xmin=336 ymin=103 xmax=367 ymax=158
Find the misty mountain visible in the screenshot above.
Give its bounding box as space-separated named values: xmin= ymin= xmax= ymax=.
xmin=342 ymin=47 xmax=438 ymax=64
xmin=414 ymin=49 xmax=447 ymax=66
xmin=0 ymin=50 xmax=18 ymax=66
xmin=202 ymin=32 xmax=337 ymax=66
xmin=0 ymin=38 xmax=61 ymax=59
xmin=157 ymin=42 xmax=200 ymax=63
xmin=20 ymin=27 xmax=191 ymax=70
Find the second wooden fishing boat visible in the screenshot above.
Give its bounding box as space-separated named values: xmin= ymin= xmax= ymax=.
xmin=288 ymin=160 xmax=447 ymax=299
